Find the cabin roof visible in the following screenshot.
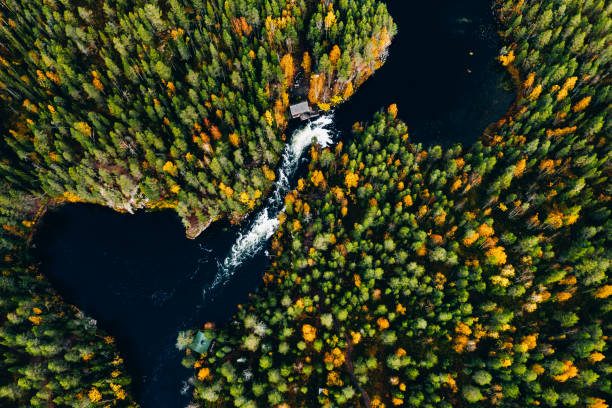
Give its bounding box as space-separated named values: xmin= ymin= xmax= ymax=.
xmin=290 ymin=101 xmax=311 ymax=116
xmin=189 ymin=331 xmax=211 ymax=354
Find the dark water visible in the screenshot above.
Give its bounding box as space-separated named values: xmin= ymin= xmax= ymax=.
xmin=35 ymin=205 xmax=270 ymax=407
xmin=334 ymin=0 xmax=513 ymax=145
xmin=35 ymin=1 xmax=512 ymax=407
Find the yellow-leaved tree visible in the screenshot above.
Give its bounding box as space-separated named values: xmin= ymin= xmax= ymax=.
xmin=280 ymin=54 xmax=295 ymax=87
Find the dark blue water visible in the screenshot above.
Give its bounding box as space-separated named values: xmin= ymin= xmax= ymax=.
xmin=35 ymin=206 xmax=268 ymax=407
xmin=35 ymin=1 xmax=513 ymax=407
xmin=334 ymin=0 xmax=513 ymax=145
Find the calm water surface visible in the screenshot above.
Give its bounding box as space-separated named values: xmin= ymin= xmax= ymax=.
xmin=36 ymin=206 xmax=267 ymax=407
xmin=35 ymin=1 xmax=513 ymax=406
xmin=334 ymin=0 xmax=513 ymax=145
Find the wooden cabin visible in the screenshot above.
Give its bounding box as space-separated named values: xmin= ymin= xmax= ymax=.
xmin=290 ymin=101 xmax=318 ymax=120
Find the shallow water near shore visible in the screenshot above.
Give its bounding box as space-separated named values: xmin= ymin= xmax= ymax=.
xmin=35 ymin=1 xmax=513 ymax=406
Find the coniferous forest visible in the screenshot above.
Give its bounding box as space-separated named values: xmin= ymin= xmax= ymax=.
xmin=1 ymin=0 xmax=610 ymax=407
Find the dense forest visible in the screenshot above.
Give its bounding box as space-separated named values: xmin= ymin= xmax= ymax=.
xmin=0 ymin=0 xmax=394 ymax=237
xmin=1 ymin=0 xmax=610 ymax=406
xmin=0 ymin=0 xmax=395 ymax=406
xmin=184 ymin=0 xmax=611 ymax=406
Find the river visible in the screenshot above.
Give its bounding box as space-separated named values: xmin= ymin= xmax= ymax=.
xmin=34 ymin=1 xmax=513 ymax=406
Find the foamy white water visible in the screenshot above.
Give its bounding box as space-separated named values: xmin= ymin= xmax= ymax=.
xmin=203 ymin=115 xmax=335 ymax=300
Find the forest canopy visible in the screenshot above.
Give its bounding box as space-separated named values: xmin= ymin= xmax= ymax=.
xmin=0 ymin=0 xmax=395 ymax=406
xmin=185 ymin=0 xmax=611 ymax=406
xmin=1 ymin=0 xmax=611 ymax=407
xmin=0 ymin=0 xmax=395 ymax=237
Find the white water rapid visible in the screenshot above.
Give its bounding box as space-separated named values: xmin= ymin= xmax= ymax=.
xmin=202 ymin=115 xmax=335 ymax=301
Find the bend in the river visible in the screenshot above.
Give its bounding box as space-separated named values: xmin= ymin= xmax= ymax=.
xmin=34 ymin=1 xmax=513 ymax=406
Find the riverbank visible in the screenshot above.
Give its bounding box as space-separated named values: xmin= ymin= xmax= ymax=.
xmin=17 ymin=1 xmax=520 ymax=406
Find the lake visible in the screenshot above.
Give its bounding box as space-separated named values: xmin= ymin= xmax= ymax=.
xmin=34 ymin=1 xmax=513 ymax=406
xmin=334 ymin=0 xmax=513 ymax=145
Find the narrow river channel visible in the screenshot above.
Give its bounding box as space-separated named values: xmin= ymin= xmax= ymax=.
xmin=34 ymin=1 xmax=513 ymax=406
